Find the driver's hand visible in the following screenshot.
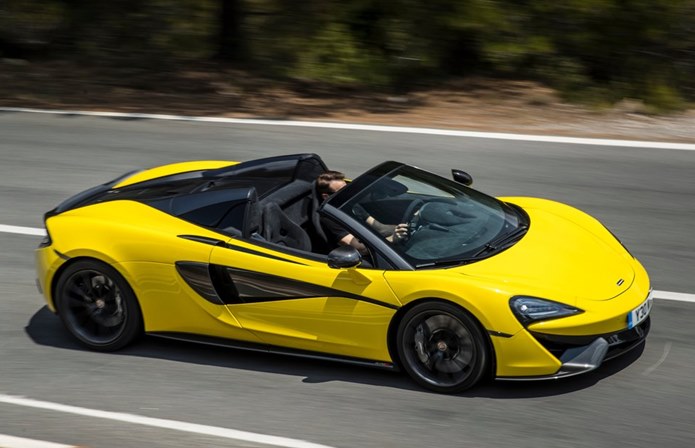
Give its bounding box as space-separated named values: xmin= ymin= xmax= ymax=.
xmin=391 ymin=223 xmax=410 ymax=243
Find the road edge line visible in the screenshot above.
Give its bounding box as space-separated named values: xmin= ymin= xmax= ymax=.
xmin=0 ymin=394 xmax=334 ymax=448
xmin=0 ymin=434 xmax=78 ymax=448
xmin=653 ymin=290 xmax=695 ymax=303
xmin=2 ymin=107 xmax=695 ymax=151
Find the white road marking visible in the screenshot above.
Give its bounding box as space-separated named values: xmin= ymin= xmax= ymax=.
xmin=0 ymin=434 xmax=77 ymax=448
xmin=0 ymin=394 xmax=335 ymax=448
xmin=3 ymin=222 xmax=694 ymax=304
xmin=2 ymin=106 xmax=695 ymax=151
xmin=652 ymin=290 xmax=695 ymax=303
xmin=0 ymin=224 xmax=46 ymax=236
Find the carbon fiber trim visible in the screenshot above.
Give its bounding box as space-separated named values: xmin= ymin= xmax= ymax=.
xmin=222 ymin=266 xmax=400 ymax=310
xmin=487 ymin=330 xmax=513 ymax=338
xmin=149 ymin=331 xmax=395 ymax=369
xmin=178 ymin=235 xmax=225 ymax=246
xmin=54 ymin=249 xmax=70 ymax=261
xmin=175 ymin=260 xmax=399 ymax=310
xmin=177 ymin=234 xmax=310 ymax=265
xmin=175 ymin=262 xmax=224 ymax=305
xmin=223 ymin=242 xmax=308 ymax=265
xmin=530 ymin=316 xmax=651 ymax=361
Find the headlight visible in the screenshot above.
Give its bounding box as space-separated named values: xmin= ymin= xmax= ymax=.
xmin=510 ymin=296 xmax=583 ymax=325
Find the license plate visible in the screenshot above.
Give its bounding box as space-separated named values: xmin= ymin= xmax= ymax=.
xmin=628 ymin=292 xmax=653 ymax=329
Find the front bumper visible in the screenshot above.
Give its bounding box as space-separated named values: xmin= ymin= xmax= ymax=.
xmin=498 ymin=316 xmax=650 ymax=381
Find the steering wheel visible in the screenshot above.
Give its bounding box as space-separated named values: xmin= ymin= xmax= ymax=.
xmin=399 ymin=199 xmax=425 ymax=241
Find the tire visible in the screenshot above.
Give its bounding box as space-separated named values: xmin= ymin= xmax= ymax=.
xmin=55 ymin=259 xmax=143 ymax=351
xmin=396 ymin=301 xmax=489 ymax=393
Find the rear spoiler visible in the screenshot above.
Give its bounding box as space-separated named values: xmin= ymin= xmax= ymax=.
xmin=44 ymin=169 xmax=142 ymax=219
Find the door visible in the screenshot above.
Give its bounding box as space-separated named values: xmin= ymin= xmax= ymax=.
xmin=209 ymin=239 xmax=401 ymax=361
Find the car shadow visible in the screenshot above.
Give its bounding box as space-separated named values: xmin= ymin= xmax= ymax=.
xmin=26 ymin=306 xmax=645 ymax=398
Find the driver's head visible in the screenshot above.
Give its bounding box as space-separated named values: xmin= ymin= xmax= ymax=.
xmin=317 ymin=171 xmax=347 ymax=201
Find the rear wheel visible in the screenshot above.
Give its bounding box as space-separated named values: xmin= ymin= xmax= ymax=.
xmin=396 ymin=302 xmax=489 ymax=393
xmin=55 ymin=260 xmax=142 ymax=351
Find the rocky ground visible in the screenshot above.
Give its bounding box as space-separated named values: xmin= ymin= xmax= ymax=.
xmin=2 ymin=60 xmax=695 ymax=142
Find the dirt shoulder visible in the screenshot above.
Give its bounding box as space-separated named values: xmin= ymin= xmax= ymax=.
xmin=2 ymin=60 xmax=695 ymax=143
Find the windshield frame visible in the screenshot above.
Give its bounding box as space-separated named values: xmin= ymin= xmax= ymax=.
xmin=326 ymin=161 xmax=528 ymax=269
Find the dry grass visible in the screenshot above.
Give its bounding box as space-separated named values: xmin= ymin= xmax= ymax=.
xmin=2 ymin=60 xmax=695 ymax=142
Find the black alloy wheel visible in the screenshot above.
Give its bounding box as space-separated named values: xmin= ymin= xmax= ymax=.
xmin=396 ymin=302 xmax=489 ymax=393
xmin=55 ymin=260 xmax=142 ymax=351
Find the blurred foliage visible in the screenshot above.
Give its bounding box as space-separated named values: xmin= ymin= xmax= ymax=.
xmin=1 ymin=0 xmax=695 ymax=108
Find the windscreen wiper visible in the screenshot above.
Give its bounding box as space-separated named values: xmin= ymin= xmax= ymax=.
xmin=471 ymin=225 xmax=529 ymax=258
xmin=415 ymin=259 xmax=476 ymax=269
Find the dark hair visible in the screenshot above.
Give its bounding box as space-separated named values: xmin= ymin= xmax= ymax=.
xmin=316 ymin=171 xmax=345 ymax=195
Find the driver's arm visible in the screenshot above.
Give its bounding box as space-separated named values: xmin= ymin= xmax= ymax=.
xmin=365 ymin=216 xmax=408 ymax=243
xmin=366 ymin=216 xmax=395 ymax=236
xmin=353 ymin=204 xmax=408 ymax=243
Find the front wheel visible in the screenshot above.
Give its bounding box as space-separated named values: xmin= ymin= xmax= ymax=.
xmin=396 ymin=302 xmax=490 ymax=393
xmin=55 ymin=260 xmax=143 ymax=351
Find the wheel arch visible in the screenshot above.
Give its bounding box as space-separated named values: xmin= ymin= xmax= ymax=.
xmin=50 ymin=256 xmax=142 ymax=320
xmin=387 ymin=297 xmax=496 ymax=377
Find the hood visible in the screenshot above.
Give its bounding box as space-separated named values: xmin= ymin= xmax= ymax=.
xmin=457 ymin=198 xmax=634 ymax=303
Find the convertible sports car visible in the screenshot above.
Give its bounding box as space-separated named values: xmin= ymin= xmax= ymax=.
xmin=35 ymin=153 xmax=652 ymax=393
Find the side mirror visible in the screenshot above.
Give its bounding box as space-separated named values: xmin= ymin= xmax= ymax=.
xmin=327 ymin=246 xmax=362 ymax=269
xmin=452 ymin=169 xmax=473 ymax=186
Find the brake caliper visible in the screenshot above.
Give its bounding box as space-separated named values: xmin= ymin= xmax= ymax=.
xmin=414 ymin=325 xmax=429 ymax=364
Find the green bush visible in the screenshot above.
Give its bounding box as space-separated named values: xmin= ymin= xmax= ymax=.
xmin=2 ymin=0 xmax=694 ymax=106
xmin=291 ymin=23 xmax=389 ymax=86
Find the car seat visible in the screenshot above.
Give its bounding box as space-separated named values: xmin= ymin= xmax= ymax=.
xmin=261 ymin=202 xmax=312 ymax=251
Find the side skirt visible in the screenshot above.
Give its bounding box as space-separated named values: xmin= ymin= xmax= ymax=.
xmin=148 ymin=331 xmax=397 ymax=370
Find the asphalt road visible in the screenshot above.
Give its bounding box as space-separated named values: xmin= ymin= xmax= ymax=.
xmin=1 ymin=111 xmax=694 ymax=448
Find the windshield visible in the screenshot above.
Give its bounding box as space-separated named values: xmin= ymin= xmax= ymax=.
xmin=331 ymin=164 xmax=527 ymax=268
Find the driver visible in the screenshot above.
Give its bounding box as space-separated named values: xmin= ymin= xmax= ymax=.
xmin=317 ymin=171 xmax=409 ymax=253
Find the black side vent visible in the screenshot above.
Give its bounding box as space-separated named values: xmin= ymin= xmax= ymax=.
xmin=175 ymin=262 xmax=224 ymax=305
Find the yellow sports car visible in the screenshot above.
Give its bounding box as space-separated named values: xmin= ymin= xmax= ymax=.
xmin=35 ymin=154 xmax=652 ymax=393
